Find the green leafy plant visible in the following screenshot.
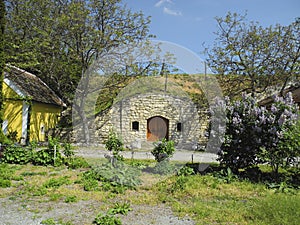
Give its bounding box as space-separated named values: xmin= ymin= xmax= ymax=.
xmin=105 ymin=130 xmax=124 ymax=161
xmin=151 ymin=138 xmax=175 ymax=162
xmin=94 ymin=160 xmax=141 ymax=191
xmin=177 ymin=166 xmax=195 ymax=176
xmin=32 ymin=137 xmax=63 ymax=166
xmin=62 ymin=142 xmax=74 ymax=158
xmin=213 ymin=167 xmax=238 ymax=184
xmin=152 ymin=160 xmax=176 ymax=175
xmin=2 ymin=145 xmax=33 ymax=164
xmin=93 ymin=213 xmax=121 ymax=225
xmin=65 ymin=195 xmax=78 ymax=203
xmin=43 ymin=176 xmax=71 ymax=189
xmin=33 ymin=148 xmax=63 ymax=166
xmin=211 ymin=93 xmax=299 ymax=175
xmin=93 ymin=202 xmax=131 ymax=225
xmin=41 ymin=218 xmax=56 ymax=225
xmin=108 ymin=202 xmax=132 ymax=215
xmin=0 ymin=178 xmax=11 ymax=188
xmin=64 ymin=157 xmax=90 ymax=169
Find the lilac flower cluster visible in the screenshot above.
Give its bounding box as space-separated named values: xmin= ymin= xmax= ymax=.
xmin=210 ymin=92 xmax=299 ymax=172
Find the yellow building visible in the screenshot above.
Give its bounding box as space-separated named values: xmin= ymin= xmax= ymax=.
xmin=2 ymin=65 xmax=65 ymax=144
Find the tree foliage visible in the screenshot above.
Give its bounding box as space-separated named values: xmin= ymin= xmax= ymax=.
xmin=206 ymin=12 xmax=300 ymax=98
xmin=4 ymin=0 xmax=151 ymax=104
xmin=0 ymin=0 xmax=5 ymax=125
xmin=211 ymin=93 xmax=299 ymax=175
xmin=4 ymin=0 xmax=152 ymax=144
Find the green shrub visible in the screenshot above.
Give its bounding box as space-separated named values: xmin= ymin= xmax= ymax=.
xmin=33 ymin=148 xmax=63 ymax=166
xmin=153 ymin=160 xmax=176 ymax=175
xmin=0 ymin=178 xmax=11 ymax=188
xmin=277 ymin=119 xmax=300 ymax=168
xmin=151 ymin=138 xmax=175 ymax=162
xmin=83 ymin=178 xmax=99 ymax=191
xmin=211 ymin=93 xmax=299 ymax=174
xmin=2 ymin=145 xmax=33 ymax=164
xmin=62 ymin=142 xmax=74 ymax=158
xmin=105 ymin=130 xmax=124 ymax=161
xmin=177 ymin=166 xmax=195 ymax=176
xmin=80 ymin=159 xmax=141 ymax=193
xmin=64 ymin=157 xmax=90 ymax=169
xmin=93 ymin=160 xmax=141 ymax=190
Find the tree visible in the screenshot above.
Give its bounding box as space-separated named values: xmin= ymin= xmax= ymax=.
xmin=0 ymin=0 xmax=5 ymax=126
xmin=4 ymin=0 xmax=152 ymax=144
xmin=206 ymin=12 xmax=300 ymax=98
xmin=5 ymin=0 xmax=151 ymax=99
xmin=211 ymin=92 xmax=299 ymax=175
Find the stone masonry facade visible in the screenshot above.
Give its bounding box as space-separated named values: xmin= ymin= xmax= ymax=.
xmin=94 ymin=93 xmax=209 ymax=150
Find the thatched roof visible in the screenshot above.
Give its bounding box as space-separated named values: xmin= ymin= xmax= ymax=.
xmin=4 ymin=65 xmax=65 ymax=107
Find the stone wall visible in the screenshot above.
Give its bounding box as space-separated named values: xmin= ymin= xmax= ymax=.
xmin=94 ymin=93 xmax=209 ymax=150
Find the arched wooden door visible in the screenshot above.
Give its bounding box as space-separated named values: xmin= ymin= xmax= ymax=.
xmin=147 ymin=116 xmax=169 ymax=141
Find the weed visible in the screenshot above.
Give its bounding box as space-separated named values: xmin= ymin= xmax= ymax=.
xmin=152 ymin=160 xmax=176 ymax=175
xmin=93 ymin=160 xmax=141 ymax=190
xmin=0 ymin=178 xmax=11 ymax=188
xmin=213 ymin=167 xmax=238 ymax=183
xmin=93 ymin=213 xmax=121 ymax=225
xmin=41 ymin=218 xmax=56 ymax=225
xmin=65 ymin=195 xmax=77 ymax=203
xmin=108 ymin=202 xmax=132 ymax=215
xmin=1 ymin=145 xmax=34 ymax=164
xmin=65 ymin=157 xmax=90 ymax=169
xmin=93 ymin=202 xmax=131 ymax=225
xmin=43 ymin=176 xmax=71 ymax=189
xmin=83 ymin=179 xmax=99 ymax=191
xmin=62 ymin=142 xmax=75 ymax=158
xmin=177 ymin=166 xmax=195 ymax=176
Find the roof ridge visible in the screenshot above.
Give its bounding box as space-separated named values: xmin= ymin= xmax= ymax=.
xmin=5 ymin=64 xmax=66 ymax=107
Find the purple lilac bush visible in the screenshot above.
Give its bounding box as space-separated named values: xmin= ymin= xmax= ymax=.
xmin=210 ymin=92 xmax=299 ymax=173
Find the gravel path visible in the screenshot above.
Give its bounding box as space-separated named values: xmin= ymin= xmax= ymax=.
xmin=75 ymin=147 xmax=218 ymax=163
xmin=0 ymin=198 xmax=195 ymax=225
xmin=0 ymin=148 xmax=202 ymax=225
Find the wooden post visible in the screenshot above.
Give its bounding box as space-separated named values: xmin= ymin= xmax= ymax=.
xmin=54 ymin=145 xmax=56 ymax=166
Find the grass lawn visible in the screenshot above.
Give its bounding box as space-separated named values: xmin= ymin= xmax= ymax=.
xmin=0 ymin=159 xmax=299 ymax=225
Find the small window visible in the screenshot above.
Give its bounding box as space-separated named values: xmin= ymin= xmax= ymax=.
xmin=40 ymin=124 xmax=45 ymax=135
xmin=177 ymin=123 xmax=182 ymax=132
xmin=132 ymin=121 xmax=139 ymax=131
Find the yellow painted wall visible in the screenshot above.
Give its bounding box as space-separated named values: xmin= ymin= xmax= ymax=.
xmin=2 ymin=100 xmax=23 ymax=141
xmin=30 ymin=103 xmax=62 ymax=142
xmin=3 ymin=82 xmax=19 ymax=99
xmin=3 ymin=82 xmax=63 ymax=143
xmin=2 ymin=83 xmax=24 ymax=142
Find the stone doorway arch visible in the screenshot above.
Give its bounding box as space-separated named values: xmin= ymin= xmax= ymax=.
xmin=147 ymin=116 xmax=169 ymax=142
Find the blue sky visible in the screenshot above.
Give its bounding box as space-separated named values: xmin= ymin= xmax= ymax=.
xmin=123 ymin=0 xmax=300 ymax=60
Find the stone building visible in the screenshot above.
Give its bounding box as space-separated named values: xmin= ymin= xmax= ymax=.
xmin=93 ymin=77 xmax=209 ymax=150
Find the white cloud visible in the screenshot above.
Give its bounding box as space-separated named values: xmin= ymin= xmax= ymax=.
xmin=155 ymin=0 xmax=173 ymax=8
xmin=163 ymin=7 xmax=182 ymax=16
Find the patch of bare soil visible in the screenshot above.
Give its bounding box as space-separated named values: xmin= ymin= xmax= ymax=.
xmin=0 ymin=197 xmax=195 ymax=225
